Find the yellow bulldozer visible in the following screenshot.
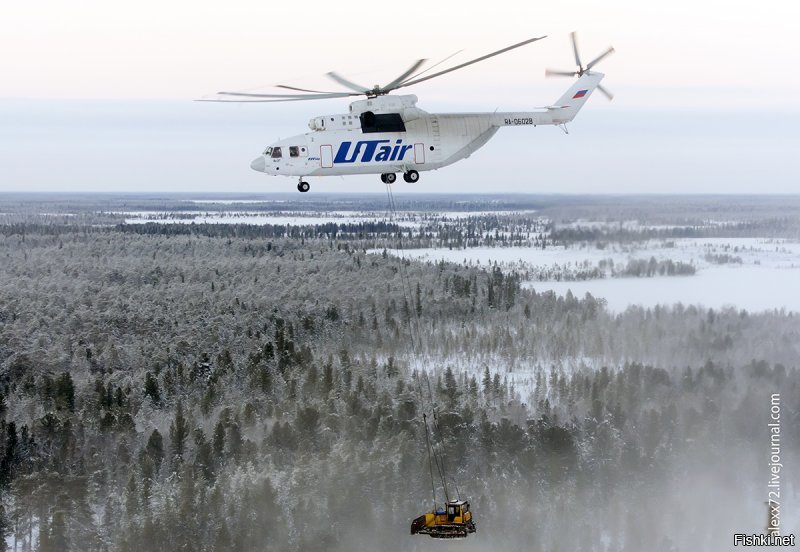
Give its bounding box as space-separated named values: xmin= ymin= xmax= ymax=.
xmin=410 ymin=499 xmax=476 ymax=539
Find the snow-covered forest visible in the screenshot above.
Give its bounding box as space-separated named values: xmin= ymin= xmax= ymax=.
xmin=1 ymin=194 xmax=798 ymax=551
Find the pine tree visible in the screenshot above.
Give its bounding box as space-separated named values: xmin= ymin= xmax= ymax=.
xmin=145 ymin=429 xmax=164 ymax=470
xmin=55 ymin=372 xmax=75 ymax=412
xmin=0 ymin=422 xmax=18 ymax=486
xmin=38 ymin=514 xmax=53 ymax=552
xmin=144 ymin=372 xmax=160 ymax=405
xmin=213 ymin=420 xmax=226 ymax=460
xmin=493 ymin=373 xmax=502 ymax=399
xmin=443 ymin=367 xmax=460 ymax=409
xmin=482 ymin=366 xmax=492 ymax=400
xmin=227 ymin=423 xmax=243 ymax=461
xmin=125 ymin=475 xmax=139 ymax=519
xmin=194 ymin=428 xmax=214 ymax=480
xmin=170 ymin=400 xmax=190 ymax=463
xmin=212 ymin=522 xmax=233 ymax=551
xmin=0 ymin=498 xmax=10 ymax=547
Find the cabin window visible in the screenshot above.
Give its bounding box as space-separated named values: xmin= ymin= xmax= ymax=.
xmin=289 ymin=146 xmax=299 ymax=158
xmin=271 ymin=147 xmax=282 ymax=159
xmin=300 ymin=146 xmax=307 ymax=157
xmin=360 ymin=111 xmax=406 ymax=133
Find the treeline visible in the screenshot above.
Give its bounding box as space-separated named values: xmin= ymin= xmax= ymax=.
xmin=522 ymin=256 xmax=695 ymax=282
xmin=550 ymin=217 xmax=800 ymax=244
xmin=618 ymin=257 xmax=695 ymax=277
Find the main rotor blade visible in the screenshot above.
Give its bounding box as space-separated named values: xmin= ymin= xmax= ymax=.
xmin=597 ymin=84 xmax=614 ymax=101
xmin=275 ymin=84 xmax=346 ymax=94
xmin=570 ymin=31 xmax=582 ymax=68
xmin=586 ymin=47 xmax=615 ymax=71
xmin=198 ymin=93 xmax=360 ymax=103
xmin=215 ymin=91 xmax=358 ymax=100
xmin=545 ymin=69 xmax=578 ymax=77
xmin=397 ymin=35 xmax=547 ymax=89
xmin=381 ymin=58 xmax=428 ymax=92
xmin=400 ymin=49 xmax=464 ymax=83
xmin=326 ymin=71 xmax=370 ymax=94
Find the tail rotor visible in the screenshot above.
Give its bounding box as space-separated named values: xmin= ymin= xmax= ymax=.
xmin=546 ymin=32 xmax=615 ymax=100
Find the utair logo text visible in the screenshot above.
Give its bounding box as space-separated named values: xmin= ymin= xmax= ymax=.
xmin=334 ymin=140 xmax=412 ymax=164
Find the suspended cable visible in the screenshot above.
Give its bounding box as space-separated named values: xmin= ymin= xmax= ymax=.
xmin=423 ymin=413 xmax=437 ymax=509
xmin=385 ymin=184 xmax=424 ymax=410
xmin=385 ymin=184 xmax=456 ymax=511
xmin=432 ymin=408 xmax=451 ymax=501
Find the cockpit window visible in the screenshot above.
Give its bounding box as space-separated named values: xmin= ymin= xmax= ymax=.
xmin=271 ymin=147 xmax=282 ymax=159
xmin=289 ymin=146 xmax=299 ymax=158
xmin=263 ymin=147 xmax=272 ymax=156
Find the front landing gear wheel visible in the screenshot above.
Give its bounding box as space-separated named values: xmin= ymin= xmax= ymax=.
xmin=380 ymin=173 xmax=397 ymax=184
xmin=403 ymin=170 xmax=419 ymax=183
xmin=297 ymin=181 xmax=310 ymax=193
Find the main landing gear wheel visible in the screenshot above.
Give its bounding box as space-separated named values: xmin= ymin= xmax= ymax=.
xmin=403 ymin=170 xmax=419 ymax=183
xmin=297 ymin=181 xmax=310 ymax=193
xmin=380 ymin=173 xmax=397 ymax=184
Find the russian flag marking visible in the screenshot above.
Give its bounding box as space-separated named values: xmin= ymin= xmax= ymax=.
xmin=573 ymin=90 xmax=588 ymax=99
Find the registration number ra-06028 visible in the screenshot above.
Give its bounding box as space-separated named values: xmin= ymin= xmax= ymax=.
xmin=504 ymin=118 xmax=534 ymax=125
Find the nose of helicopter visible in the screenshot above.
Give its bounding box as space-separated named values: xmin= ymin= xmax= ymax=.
xmin=250 ymin=156 xmax=266 ymax=172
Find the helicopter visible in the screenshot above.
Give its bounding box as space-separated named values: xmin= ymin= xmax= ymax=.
xmin=205 ymin=33 xmax=614 ymax=192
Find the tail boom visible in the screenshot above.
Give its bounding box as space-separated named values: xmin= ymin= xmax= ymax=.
xmin=490 ymin=72 xmax=604 ymax=127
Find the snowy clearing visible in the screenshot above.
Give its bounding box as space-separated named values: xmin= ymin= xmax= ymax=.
xmin=380 ymin=238 xmax=800 ymax=313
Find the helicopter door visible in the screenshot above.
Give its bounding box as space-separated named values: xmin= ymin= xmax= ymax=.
xmin=320 ymin=145 xmax=333 ymax=168
xmin=414 ymin=143 xmax=425 ymax=164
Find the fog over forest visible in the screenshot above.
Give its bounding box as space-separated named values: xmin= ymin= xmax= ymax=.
xmin=0 ymin=194 xmax=797 ymax=551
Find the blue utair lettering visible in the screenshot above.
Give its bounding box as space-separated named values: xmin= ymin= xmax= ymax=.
xmin=334 ymin=140 xmax=413 ymax=164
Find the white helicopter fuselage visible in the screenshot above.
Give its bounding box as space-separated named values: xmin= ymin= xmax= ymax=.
xmin=250 ymin=73 xmax=603 ymax=184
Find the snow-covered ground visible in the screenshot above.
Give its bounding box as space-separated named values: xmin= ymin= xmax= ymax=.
xmin=119 ymin=210 xmax=402 ymax=226
xmin=387 ymin=238 xmax=800 ymax=270
xmin=122 ymin=212 xmax=406 ymax=226
xmin=530 ymin=265 xmax=800 ymax=313
xmin=557 ymin=219 xmax=743 ymax=231
xmin=188 ymin=199 xmax=288 ymax=204
xmin=379 ymin=244 xmax=633 ymax=270
xmin=431 ymin=210 xmax=538 ymax=219
xmin=382 ymin=238 xmax=800 ymax=314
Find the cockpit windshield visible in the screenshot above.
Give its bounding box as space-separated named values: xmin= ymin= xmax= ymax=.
xmin=263 ymin=147 xmax=272 ymax=156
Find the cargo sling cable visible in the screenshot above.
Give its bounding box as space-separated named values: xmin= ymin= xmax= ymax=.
xmin=384 ymin=184 xmax=476 ymax=539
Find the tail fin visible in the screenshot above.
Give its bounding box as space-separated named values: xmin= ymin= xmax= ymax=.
xmin=548 ymin=73 xmax=604 ymax=123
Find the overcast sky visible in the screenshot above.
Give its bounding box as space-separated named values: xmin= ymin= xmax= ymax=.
xmin=2 ymin=0 xmax=798 ymax=193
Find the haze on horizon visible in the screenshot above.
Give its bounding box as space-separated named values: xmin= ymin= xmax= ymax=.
xmin=1 ymin=0 xmax=798 ymax=194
